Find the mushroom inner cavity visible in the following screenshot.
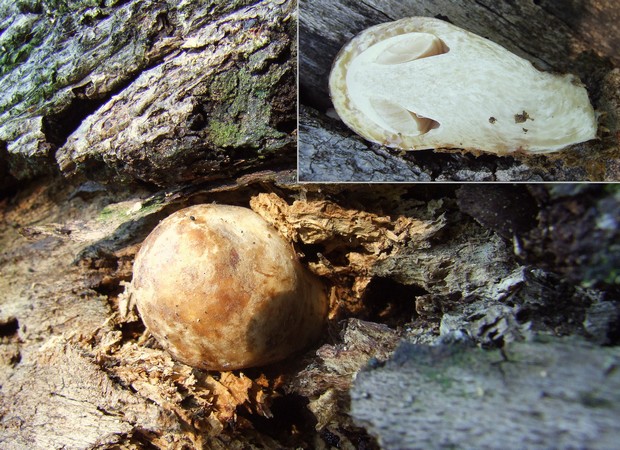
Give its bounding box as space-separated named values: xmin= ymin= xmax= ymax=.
xmin=375 ymin=32 xmax=448 ymax=64
xmin=369 ymin=98 xmax=440 ymax=135
xmin=347 ymin=32 xmax=448 ymax=136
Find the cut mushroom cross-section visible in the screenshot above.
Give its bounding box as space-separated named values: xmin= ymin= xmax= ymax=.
xmin=329 ymin=17 xmax=597 ymax=155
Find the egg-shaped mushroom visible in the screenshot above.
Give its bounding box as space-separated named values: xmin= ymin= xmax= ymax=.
xmin=131 ymin=204 xmax=328 ymax=370
xmin=329 ymin=17 xmax=597 ymax=154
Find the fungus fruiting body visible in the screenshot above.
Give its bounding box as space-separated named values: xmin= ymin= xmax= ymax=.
xmin=329 ymin=17 xmax=597 ymax=154
xmin=131 ymin=204 xmax=328 ymax=371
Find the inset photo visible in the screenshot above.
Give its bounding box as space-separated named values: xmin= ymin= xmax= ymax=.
xmin=298 ymin=0 xmax=620 ymax=182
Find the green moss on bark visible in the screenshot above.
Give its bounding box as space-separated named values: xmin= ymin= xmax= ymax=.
xmin=206 ymin=65 xmax=289 ymax=149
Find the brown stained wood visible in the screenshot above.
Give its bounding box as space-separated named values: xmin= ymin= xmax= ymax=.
xmin=535 ymin=0 xmax=620 ymax=66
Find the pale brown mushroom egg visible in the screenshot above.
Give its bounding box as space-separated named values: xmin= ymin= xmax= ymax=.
xmin=131 ymin=204 xmax=328 ymax=370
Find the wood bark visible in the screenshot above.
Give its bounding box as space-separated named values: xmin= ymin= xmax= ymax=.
xmin=299 ymin=0 xmax=620 ymax=181
xmin=352 ymin=338 xmax=620 ymax=450
xmin=0 ymin=0 xmax=296 ymax=187
xmin=0 ymin=1 xmax=619 ymax=449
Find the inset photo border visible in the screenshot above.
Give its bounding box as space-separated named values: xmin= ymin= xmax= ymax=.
xmin=298 ymin=0 xmax=620 ymax=182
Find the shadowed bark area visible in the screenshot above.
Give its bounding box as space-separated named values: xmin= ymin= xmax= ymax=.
xmin=0 ymin=0 xmax=296 ymax=187
xmin=299 ymin=0 xmax=620 ymax=181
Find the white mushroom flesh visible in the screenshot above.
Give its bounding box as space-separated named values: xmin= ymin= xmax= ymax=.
xmin=329 ymin=17 xmax=597 ymax=154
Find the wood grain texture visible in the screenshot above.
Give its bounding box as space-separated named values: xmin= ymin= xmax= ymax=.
xmin=352 ymin=338 xmax=620 ymax=449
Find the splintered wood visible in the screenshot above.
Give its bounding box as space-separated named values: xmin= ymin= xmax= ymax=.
xmin=84 ymin=321 xmax=277 ymax=443
xmin=250 ymin=192 xmax=445 ymax=317
xmin=73 ymin=192 xmax=445 ymax=444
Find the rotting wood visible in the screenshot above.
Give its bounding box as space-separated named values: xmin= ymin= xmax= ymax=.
xmin=351 ymin=337 xmax=620 ymax=450
xmin=3 ymin=182 xmax=619 ymax=448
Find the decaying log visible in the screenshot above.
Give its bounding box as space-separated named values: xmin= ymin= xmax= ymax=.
xmin=1 ymin=2 xmax=620 ymax=447
xmin=351 ymin=337 xmax=620 ymax=450
xmin=299 ymin=0 xmax=620 ymax=181
xmin=1 ymin=181 xmax=620 ymax=448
